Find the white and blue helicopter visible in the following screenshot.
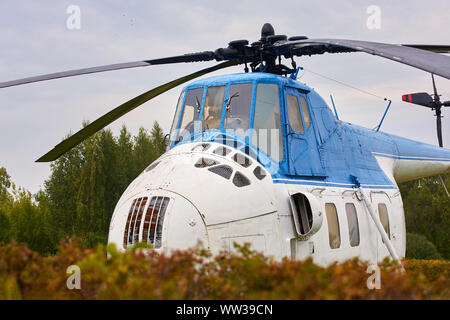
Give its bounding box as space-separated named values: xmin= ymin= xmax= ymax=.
xmin=2 ymin=24 xmax=449 ymax=266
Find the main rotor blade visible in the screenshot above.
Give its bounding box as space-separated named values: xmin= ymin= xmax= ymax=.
xmin=0 ymin=51 xmax=216 ymax=88
xmin=36 ymin=60 xmax=239 ymax=162
xmin=402 ymin=44 xmax=450 ymax=53
xmin=431 ymin=73 xmax=439 ymax=99
xmin=276 ymin=39 xmax=450 ymax=80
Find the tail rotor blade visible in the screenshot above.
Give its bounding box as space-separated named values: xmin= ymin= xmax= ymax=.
xmin=437 ymin=112 xmax=443 ymax=148
xmin=401 ymin=92 xmax=434 ymax=107
xmin=35 ymin=60 xmax=240 ymax=162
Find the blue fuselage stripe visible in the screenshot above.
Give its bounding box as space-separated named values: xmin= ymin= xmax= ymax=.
xmin=373 ymin=152 xmax=450 ymax=162
xmin=272 ymin=178 xmax=396 ymax=189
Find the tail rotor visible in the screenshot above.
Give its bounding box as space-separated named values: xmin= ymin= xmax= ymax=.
xmin=402 ymin=74 xmax=450 ymax=147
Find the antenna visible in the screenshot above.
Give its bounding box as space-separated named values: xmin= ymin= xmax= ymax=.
xmin=330 ymin=94 xmax=339 ymax=120
xmin=375 ymin=100 xmax=392 ymax=132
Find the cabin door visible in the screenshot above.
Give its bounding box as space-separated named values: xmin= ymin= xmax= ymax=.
xmin=365 ymin=192 xmax=393 ymax=262
xmin=284 ymin=87 xmax=324 ymax=176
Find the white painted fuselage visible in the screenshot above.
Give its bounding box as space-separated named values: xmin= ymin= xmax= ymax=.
xmin=107 ymin=141 xmax=422 ymax=266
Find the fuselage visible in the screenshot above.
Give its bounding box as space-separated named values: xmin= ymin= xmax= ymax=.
xmin=107 ymin=72 xmax=450 ymax=265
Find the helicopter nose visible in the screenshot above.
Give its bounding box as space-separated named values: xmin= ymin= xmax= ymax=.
xmin=161 ymin=192 xmax=209 ymax=251
xmin=108 ymin=190 xmax=208 ymax=251
xmin=108 ymin=141 xmax=276 ymax=253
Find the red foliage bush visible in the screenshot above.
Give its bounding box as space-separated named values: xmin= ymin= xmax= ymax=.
xmin=0 ymin=240 xmax=448 ymax=300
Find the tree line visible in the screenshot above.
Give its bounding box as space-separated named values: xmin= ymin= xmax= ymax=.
xmin=0 ymin=122 xmax=165 ymax=254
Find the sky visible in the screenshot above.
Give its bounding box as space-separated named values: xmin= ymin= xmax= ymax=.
xmin=0 ymin=0 xmax=449 ymax=193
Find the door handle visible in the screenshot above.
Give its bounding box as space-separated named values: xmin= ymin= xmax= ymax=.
xmin=284 ymin=123 xmax=292 ymax=136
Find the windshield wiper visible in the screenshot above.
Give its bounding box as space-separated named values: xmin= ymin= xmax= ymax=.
xmin=195 ymin=96 xmax=201 ymax=112
xmin=226 ymin=92 xmax=239 ymax=112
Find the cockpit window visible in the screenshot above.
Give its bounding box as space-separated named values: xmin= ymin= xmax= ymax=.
xmin=202 ymin=86 xmax=225 ymax=131
xmin=167 ymin=92 xmax=185 ymax=149
xmin=287 ymin=94 xmax=304 ymax=134
xmin=251 ymin=83 xmax=283 ymax=162
xmin=299 ymin=96 xmax=311 ymax=130
xmin=224 ymin=83 xmax=252 ymax=137
xmin=175 ymin=87 xmax=203 ymax=143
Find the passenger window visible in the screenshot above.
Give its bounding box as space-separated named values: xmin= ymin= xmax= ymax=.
xmin=286 ymin=94 xmax=304 ymax=134
xmin=299 ymin=96 xmax=311 ymax=130
xmin=167 ymin=92 xmax=185 ymax=149
xmin=224 ymin=83 xmax=252 ymax=136
xmin=345 ymin=203 xmax=360 ymax=247
xmin=202 ymin=86 xmax=225 ymax=131
xmin=325 ymin=203 xmax=341 ymax=249
xmin=378 ymin=203 xmax=390 ymax=239
xmin=176 ymin=88 xmax=203 ymax=143
xmin=251 ymin=83 xmax=283 ymax=162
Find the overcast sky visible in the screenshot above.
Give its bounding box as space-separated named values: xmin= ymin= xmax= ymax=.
xmin=1 ymin=0 xmax=449 ymax=193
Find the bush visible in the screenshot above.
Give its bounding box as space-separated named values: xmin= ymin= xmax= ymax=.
xmin=0 ymin=240 xmax=448 ymax=300
xmin=406 ymin=233 xmax=442 ymax=260
xmin=405 ymin=259 xmax=450 ymax=282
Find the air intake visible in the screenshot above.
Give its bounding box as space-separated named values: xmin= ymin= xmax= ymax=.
xmin=208 ymin=165 xmax=233 ymax=179
xmin=195 ymin=158 xmax=217 ymax=168
xmin=213 ymin=146 xmax=231 ymax=156
xmin=233 ymin=153 xmax=252 ymax=168
xmin=142 ymin=196 xmax=170 ymax=249
xmin=123 ymin=197 xmax=148 ymax=248
xmin=192 ymin=143 xmax=211 ymax=152
xmin=123 ymin=196 xmax=170 ymax=249
xmin=232 ymin=171 xmax=251 ymax=187
xmin=145 ymin=161 xmax=160 ymax=172
xmin=253 ymin=166 xmax=266 ymax=180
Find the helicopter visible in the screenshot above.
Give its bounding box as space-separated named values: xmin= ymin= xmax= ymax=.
xmin=1 ymin=23 xmax=449 ymax=266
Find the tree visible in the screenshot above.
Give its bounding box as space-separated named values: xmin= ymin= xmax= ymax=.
xmin=406 ymin=232 xmax=442 ymax=260
xmin=150 ymin=121 xmax=166 ymax=156
xmin=43 ymin=122 xmax=167 ymax=248
xmin=116 ymin=126 xmax=135 ymax=194
xmin=0 ymin=168 xmax=12 ymax=245
xmin=44 ymin=139 xmax=83 ymax=238
xmin=399 ymin=174 xmax=449 ymax=259
xmin=7 ymin=188 xmax=55 ymax=254
xmin=2 ymin=122 xmax=167 ymax=251
xmin=0 ymin=167 xmax=56 ymax=253
xmin=0 ymin=167 xmax=11 ymax=202
xmin=75 ymin=133 xmax=107 ymax=246
xmin=132 ymin=127 xmax=157 ymax=176
xmin=98 ymin=129 xmax=121 ymax=233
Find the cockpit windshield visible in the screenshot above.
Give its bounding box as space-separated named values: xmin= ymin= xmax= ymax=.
xmin=169 ymin=82 xmax=281 ymax=164
xmin=167 ymin=92 xmax=184 ymax=148
xmin=202 ymin=86 xmax=225 ymax=131
xmin=170 ymin=83 xmax=254 ymax=148
xmin=174 ymin=87 xmax=203 ymax=143
xmin=224 ymin=83 xmax=252 ymax=137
